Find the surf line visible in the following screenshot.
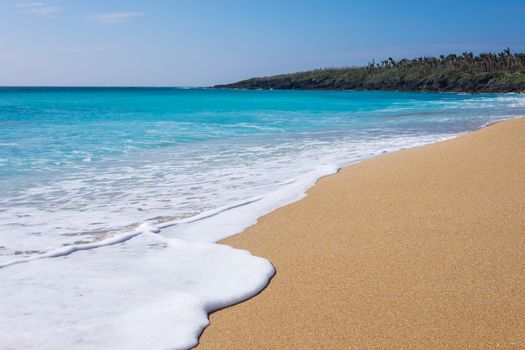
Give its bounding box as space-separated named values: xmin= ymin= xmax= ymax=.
xmin=0 ymin=197 xmax=262 ymax=269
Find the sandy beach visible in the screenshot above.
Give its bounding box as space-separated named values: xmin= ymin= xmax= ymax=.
xmin=198 ymin=118 xmax=525 ymax=349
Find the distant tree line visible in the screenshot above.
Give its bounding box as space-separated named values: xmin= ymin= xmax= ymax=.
xmin=368 ymin=48 xmax=525 ymax=74
xmin=216 ymin=49 xmax=525 ymax=93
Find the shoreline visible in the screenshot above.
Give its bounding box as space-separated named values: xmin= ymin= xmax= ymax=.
xmin=197 ymin=117 xmax=525 ymax=349
xmin=214 ymin=87 xmax=525 ymax=94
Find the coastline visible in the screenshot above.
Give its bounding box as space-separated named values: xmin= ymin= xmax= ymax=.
xmin=197 ymin=117 xmax=525 ymax=349
xmin=4 ymin=89 xmax=525 ymax=349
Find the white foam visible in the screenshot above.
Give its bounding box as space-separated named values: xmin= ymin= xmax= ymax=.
xmin=161 ymin=165 xmax=339 ymax=243
xmin=0 ymin=229 xmax=144 ymax=269
xmin=0 ymin=233 xmax=274 ymax=350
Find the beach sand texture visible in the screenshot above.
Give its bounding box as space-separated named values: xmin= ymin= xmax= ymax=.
xmin=198 ymin=118 xmax=525 ymax=349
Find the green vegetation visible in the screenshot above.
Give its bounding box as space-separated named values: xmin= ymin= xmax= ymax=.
xmin=216 ymin=49 xmax=525 ymax=93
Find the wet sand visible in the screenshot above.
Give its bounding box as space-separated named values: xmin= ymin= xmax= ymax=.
xmin=198 ymin=118 xmax=525 ymax=349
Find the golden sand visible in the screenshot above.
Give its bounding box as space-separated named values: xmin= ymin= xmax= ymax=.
xmin=198 ymin=118 xmax=525 ymax=349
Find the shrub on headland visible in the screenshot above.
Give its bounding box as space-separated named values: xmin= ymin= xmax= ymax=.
xmin=216 ymin=49 xmax=525 ymax=93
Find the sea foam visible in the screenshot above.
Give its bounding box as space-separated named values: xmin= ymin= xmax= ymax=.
xmin=0 ymin=233 xmax=274 ymax=350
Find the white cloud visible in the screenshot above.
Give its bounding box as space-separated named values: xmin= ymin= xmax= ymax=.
xmin=16 ymin=2 xmax=63 ymax=16
xmin=86 ymin=12 xmax=145 ymax=24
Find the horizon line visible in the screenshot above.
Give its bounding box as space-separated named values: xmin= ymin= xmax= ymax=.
xmin=0 ymin=85 xmax=211 ymax=88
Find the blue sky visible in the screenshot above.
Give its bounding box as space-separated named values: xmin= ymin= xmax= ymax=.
xmin=1 ymin=0 xmax=524 ymax=86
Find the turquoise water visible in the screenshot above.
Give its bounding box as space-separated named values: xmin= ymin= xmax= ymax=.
xmin=1 ymin=88 xmax=524 ymax=258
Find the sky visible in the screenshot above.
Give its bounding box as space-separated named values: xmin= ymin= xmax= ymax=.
xmin=1 ymin=0 xmax=524 ymax=86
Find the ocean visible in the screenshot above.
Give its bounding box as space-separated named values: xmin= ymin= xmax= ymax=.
xmin=1 ymin=88 xmax=524 ymax=349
